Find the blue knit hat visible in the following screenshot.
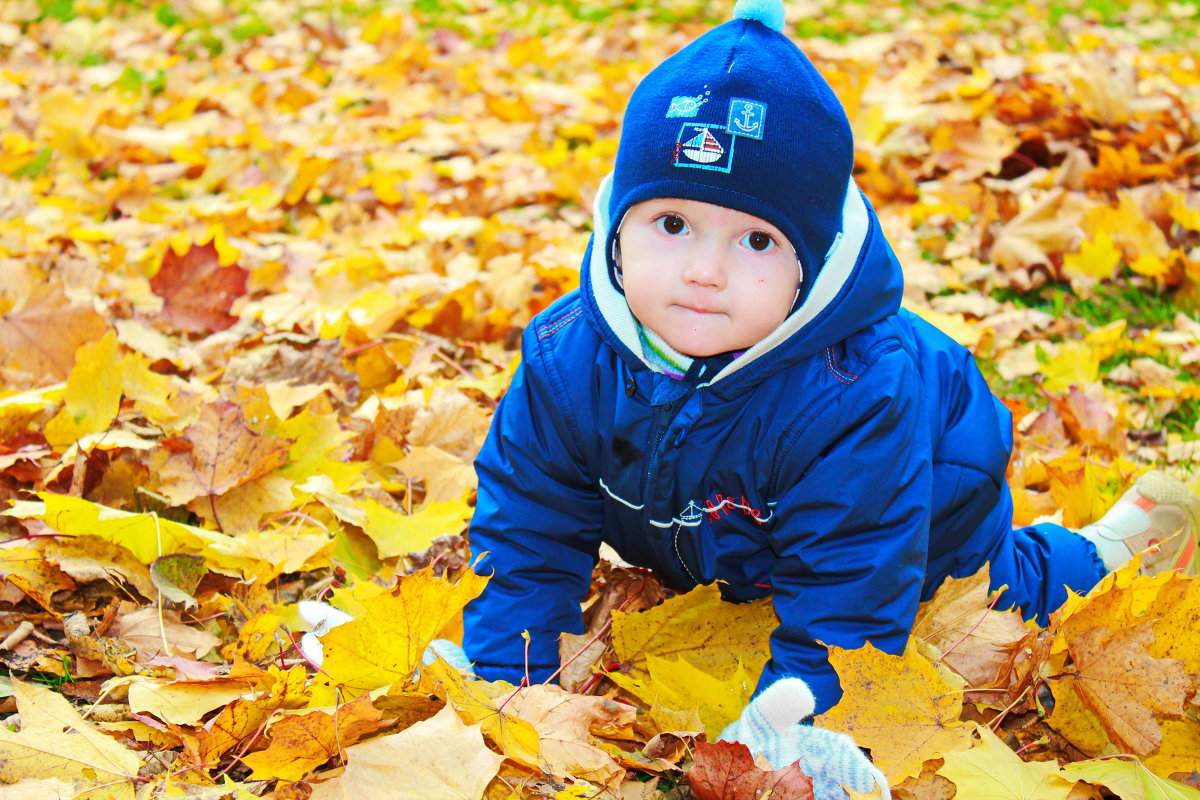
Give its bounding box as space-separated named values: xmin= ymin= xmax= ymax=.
xmin=607 ymin=0 xmax=854 ymax=290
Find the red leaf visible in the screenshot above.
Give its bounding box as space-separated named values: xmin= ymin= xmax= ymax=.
xmin=687 ymin=740 xmax=815 ymax=800
xmin=150 ymin=242 xmax=248 ymax=334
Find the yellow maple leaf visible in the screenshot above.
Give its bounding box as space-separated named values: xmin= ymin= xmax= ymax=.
xmin=1062 ymin=231 xmax=1122 ymax=280
xmin=274 ymin=406 xmax=363 ymax=492
xmin=43 ymin=329 xmax=123 ymax=448
xmin=816 ymin=642 xmax=976 ymax=783
xmin=1130 ymin=252 xmax=1172 ymax=278
xmin=195 ymin=665 xmax=309 ymax=765
xmin=315 ymin=565 xmax=488 ymax=699
xmin=938 ymin=724 xmax=1074 ymax=800
xmin=1169 ymin=192 xmax=1200 ymax=232
xmin=1043 ymin=447 xmax=1125 ymax=528
xmin=1061 ymin=757 xmax=1200 ymax=799
xmin=610 ymin=583 xmax=776 ymax=683
xmin=607 ymin=653 xmax=757 ymax=738
xmin=6 ymin=493 xmax=234 ymax=567
xmin=1044 ymin=674 xmax=1112 ymax=758
xmin=241 ymin=693 xmax=388 ymax=781
xmin=1041 ymin=342 xmax=1100 ymax=395
xmin=122 ymin=676 xmax=255 ymax=726
xmin=357 ymin=497 xmax=473 ymax=559
xmin=1143 ymin=719 xmax=1200 ymax=780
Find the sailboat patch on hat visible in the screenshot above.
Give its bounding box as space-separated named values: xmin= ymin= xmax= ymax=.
xmin=673 ymin=124 xmax=736 ymax=173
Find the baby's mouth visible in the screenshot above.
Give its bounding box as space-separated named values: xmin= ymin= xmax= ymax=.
xmin=675 ymin=303 xmax=722 ymax=315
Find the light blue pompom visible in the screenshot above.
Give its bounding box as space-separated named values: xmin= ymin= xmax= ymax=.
xmin=733 ymin=0 xmax=785 ymax=31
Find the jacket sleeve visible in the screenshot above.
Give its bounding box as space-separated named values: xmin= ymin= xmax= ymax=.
xmin=757 ymin=345 xmax=931 ymax=716
xmin=462 ymin=323 xmax=603 ymax=684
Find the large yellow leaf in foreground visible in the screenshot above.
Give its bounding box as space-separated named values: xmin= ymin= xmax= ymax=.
xmin=309 ymin=704 xmax=503 ymax=800
xmin=815 ymin=642 xmax=975 ymax=784
xmin=315 ymin=565 xmax=487 ymax=699
xmin=939 ymin=725 xmax=1074 ymax=800
xmin=0 ymin=679 xmax=141 ymax=798
xmin=611 ymin=583 xmax=775 ymax=682
xmin=1062 ymin=755 xmax=1200 ymax=799
xmin=607 ymin=653 xmax=757 ymax=738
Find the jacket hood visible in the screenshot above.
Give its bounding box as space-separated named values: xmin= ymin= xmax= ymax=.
xmin=579 ymin=172 xmax=905 ymax=393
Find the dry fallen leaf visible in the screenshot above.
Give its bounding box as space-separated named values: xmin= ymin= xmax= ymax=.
xmin=308 ymin=704 xmax=504 ymax=800
xmin=687 ymin=740 xmax=815 ymax=800
xmin=156 ymin=399 xmax=293 ymax=509
xmin=150 ymin=241 xmax=249 ymax=334
xmin=937 ymin=725 xmax=1074 ymax=800
xmin=0 ymin=282 xmax=107 ymax=386
xmin=816 ymin=643 xmax=975 ymax=784
xmin=0 ymin=679 xmax=141 ymax=796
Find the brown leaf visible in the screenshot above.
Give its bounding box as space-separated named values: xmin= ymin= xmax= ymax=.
xmin=912 ymin=567 xmax=1032 ymax=691
xmin=150 ymin=242 xmax=248 ymax=334
xmin=0 ymin=282 xmax=108 ymax=386
xmin=156 ymin=399 xmax=292 ymax=508
xmin=1069 ymin=621 xmax=1193 ymax=755
xmin=686 ymin=740 xmax=815 ymax=800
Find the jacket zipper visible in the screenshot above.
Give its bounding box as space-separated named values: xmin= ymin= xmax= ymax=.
xmin=644 ymin=397 xmax=684 ymax=487
xmin=643 ymin=395 xmax=699 ymax=583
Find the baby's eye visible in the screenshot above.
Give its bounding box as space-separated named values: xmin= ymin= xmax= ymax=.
xmin=741 ymin=231 xmax=777 ymax=252
xmin=654 ymin=214 xmax=689 ymax=236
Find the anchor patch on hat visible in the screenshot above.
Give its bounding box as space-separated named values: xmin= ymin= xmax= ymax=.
xmin=727 ymin=99 xmax=767 ymax=139
xmin=672 ymin=124 xmax=736 ymax=173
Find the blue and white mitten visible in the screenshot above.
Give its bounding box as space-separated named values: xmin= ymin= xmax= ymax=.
xmin=719 ymin=678 xmax=890 ymax=800
xmin=296 ymin=600 xmax=472 ymax=673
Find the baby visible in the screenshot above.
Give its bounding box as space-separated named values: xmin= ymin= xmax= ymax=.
xmin=461 ymin=1 xmax=1200 ymax=795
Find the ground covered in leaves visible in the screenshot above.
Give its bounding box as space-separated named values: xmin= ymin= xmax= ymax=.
xmin=1 ymin=0 xmax=1200 ymax=797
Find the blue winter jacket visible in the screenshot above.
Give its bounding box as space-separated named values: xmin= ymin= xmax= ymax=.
xmin=463 ymin=176 xmax=1017 ymax=714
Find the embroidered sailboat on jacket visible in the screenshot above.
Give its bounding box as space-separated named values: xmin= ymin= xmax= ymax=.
xmin=681 ymin=127 xmax=724 ymax=163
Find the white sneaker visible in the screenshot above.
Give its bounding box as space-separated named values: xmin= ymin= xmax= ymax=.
xmin=1080 ymin=471 xmax=1200 ymax=576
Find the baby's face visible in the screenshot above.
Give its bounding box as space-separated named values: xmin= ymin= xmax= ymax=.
xmin=618 ymin=198 xmax=800 ymax=357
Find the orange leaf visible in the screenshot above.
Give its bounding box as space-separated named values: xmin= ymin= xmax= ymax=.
xmin=241 ymin=693 xmax=391 ymax=781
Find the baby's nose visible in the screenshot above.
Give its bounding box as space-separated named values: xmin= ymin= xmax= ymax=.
xmin=682 ymin=251 xmax=726 ymax=287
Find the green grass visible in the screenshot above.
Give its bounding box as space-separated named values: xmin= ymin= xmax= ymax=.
xmin=992 ymin=278 xmax=1191 ymax=330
